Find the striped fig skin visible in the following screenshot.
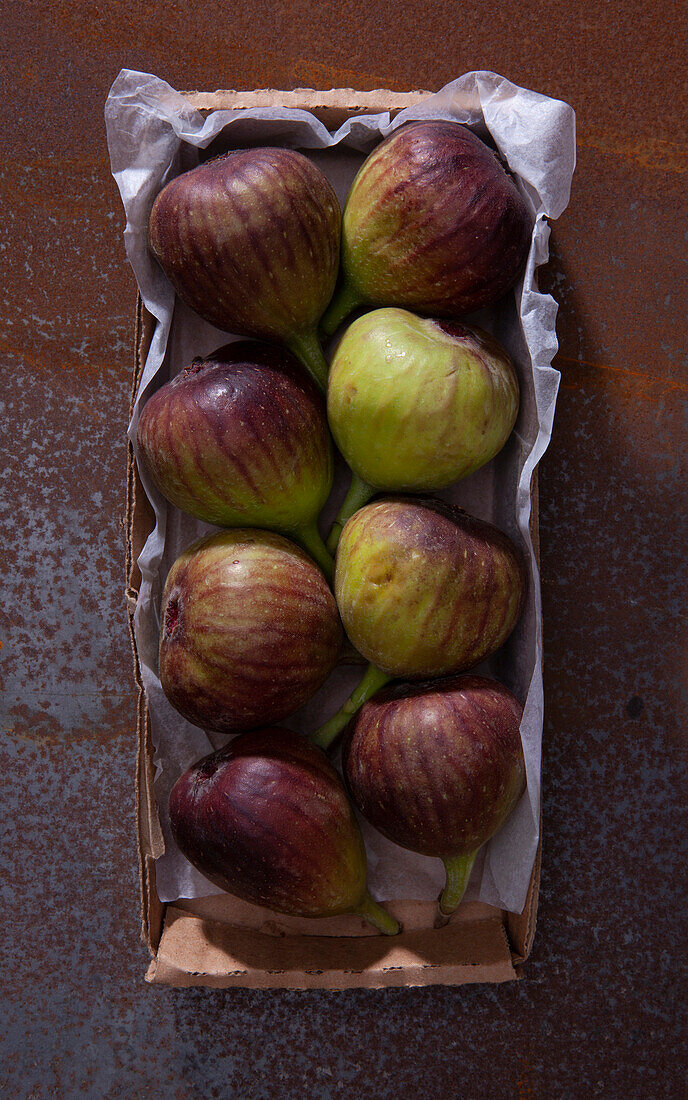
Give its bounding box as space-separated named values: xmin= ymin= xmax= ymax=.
xmin=335 ymin=498 xmax=526 ymax=678
xmin=342 ymin=676 xmax=526 ymax=859
xmin=159 ymin=530 xmax=342 ymax=733
xmin=148 ymin=148 xmax=340 ymax=343
xmin=340 ymin=121 xmax=531 ymax=316
xmin=327 ymin=310 xmax=519 ymax=491
xmin=169 ymin=729 xmax=369 ymax=917
xmin=137 ymin=342 xmax=332 ymax=531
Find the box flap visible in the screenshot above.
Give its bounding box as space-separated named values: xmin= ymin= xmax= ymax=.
xmin=147 ymin=906 xmax=518 ymax=989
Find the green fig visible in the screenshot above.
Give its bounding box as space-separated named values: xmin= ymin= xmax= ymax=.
xmin=326 ymin=309 xmax=519 ymax=551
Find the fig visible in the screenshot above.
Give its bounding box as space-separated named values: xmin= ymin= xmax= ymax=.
xmin=137 ymin=341 xmax=334 ymax=577
xmin=159 ymin=529 xmax=342 ymax=733
xmin=322 ymin=121 xmax=532 ymax=334
xmin=169 ymin=729 xmax=400 ymax=934
xmin=342 ymin=676 xmax=526 ymax=913
xmin=148 ymin=148 xmax=340 ymax=391
xmin=326 ymin=309 xmax=519 ymax=551
xmin=312 ymin=497 xmax=525 ymax=749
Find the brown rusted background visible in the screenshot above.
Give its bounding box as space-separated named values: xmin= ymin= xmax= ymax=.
xmin=2 ymin=2 xmax=686 ymax=1096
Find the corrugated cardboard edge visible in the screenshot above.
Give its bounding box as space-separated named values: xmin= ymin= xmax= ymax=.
xmin=180 ymin=87 xmax=431 ymax=130
xmin=126 ymin=88 xmax=542 ymax=987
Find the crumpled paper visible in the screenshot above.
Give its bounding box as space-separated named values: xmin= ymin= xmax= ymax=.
xmin=105 ymin=69 xmax=575 ymax=913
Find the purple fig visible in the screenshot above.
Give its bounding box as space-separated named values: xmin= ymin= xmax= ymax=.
xmin=148 ymin=148 xmax=340 ymax=391
xmin=342 ymin=675 xmax=526 ymax=913
xmin=312 ymin=498 xmax=525 ymax=749
xmin=322 ymin=121 xmax=532 ymax=333
xmin=169 ymin=729 xmax=400 ymax=934
xmin=137 ymin=341 xmax=334 ymax=577
xmin=159 ymin=529 xmax=342 ymax=733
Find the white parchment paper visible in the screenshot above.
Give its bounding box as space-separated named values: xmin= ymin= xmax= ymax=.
xmin=105 ymin=69 xmax=575 ymax=913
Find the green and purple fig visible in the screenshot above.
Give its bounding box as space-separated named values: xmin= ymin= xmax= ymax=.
xmin=137 ymin=342 xmax=334 ymax=577
xmin=160 ymin=529 xmax=342 ymax=733
xmin=322 ymin=121 xmax=532 ymax=334
xmin=148 ymin=148 xmax=340 ymax=391
xmin=326 ymin=309 xmax=519 ymax=551
xmin=341 ymin=675 xmax=526 ymax=914
xmin=312 ymin=498 xmax=525 ymax=749
xmin=169 ymin=729 xmax=400 ymax=934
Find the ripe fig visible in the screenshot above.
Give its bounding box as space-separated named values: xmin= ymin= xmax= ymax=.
xmin=169 ymin=729 xmax=400 ymax=934
xmin=326 ymin=309 xmax=519 ymax=551
xmin=322 ymin=121 xmax=532 ymax=334
xmin=342 ymin=675 xmax=526 ymax=913
xmin=312 ymin=498 xmax=525 ymax=749
xmin=160 ymin=529 xmax=342 ymax=733
xmin=148 ymin=148 xmax=340 ymax=391
xmin=137 ymin=341 xmax=334 ymax=577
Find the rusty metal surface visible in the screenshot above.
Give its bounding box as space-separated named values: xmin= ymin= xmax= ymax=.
xmin=1 ymin=2 xmax=686 ymax=1096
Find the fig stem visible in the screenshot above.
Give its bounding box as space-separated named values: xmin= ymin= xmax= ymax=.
xmin=311 ymin=663 xmax=391 ymax=750
xmin=353 ymin=891 xmax=401 ymax=936
xmin=320 ymin=280 xmax=363 ymax=337
xmin=288 ymin=327 xmax=330 ymax=393
xmin=439 ymin=851 xmax=478 ymax=915
xmin=326 ymin=473 xmax=375 ymax=555
xmin=294 ymin=521 xmax=335 ymax=582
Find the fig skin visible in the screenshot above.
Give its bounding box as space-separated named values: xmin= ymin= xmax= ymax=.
xmin=335 ymin=497 xmax=526 ymax=679
xmin=325 ymin=309 xmax=520 ymax=552
xmin=169 ymin=729 xmax=400 ymax=933
xmin=328 ymin=311 xmax=519 ymax=491
xmin=322 ymin=121 xmax=532 ymax=333
xmin=137 ymin=342 xmax=334 ymax=575
xmin=341 ymin=675 xmax=526 ymax=913
xmin=159 ymin=530 xmax=342 ymax=733
xmin=148 ymin=148 xmax=340 ymax=390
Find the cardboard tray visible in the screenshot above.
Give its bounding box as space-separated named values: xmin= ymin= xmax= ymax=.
xmin=126 ymin=88 xmax=542 ymax=989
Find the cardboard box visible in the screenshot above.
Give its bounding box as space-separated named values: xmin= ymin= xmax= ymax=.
xmin=126 ymin=88 xmax=542 ymax=989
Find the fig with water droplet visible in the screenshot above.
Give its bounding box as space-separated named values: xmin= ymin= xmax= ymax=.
xmin=322 ymin=121 xmax=532 ymax=334
xmin=160 ymin=529 xmax=342 ymax=733
xmin=342 ymin=675 xmax=526 ymax=914
xmin=137 ymin=341 xmax=334 ymax=576
xmin=149 ymin=148 xmax=340 ymax=390
xmin=326 ymin=309 xmax=519 ymax=550
xmin=312 ymin=497 xmax=525 ymax=749
xmin=169 ymin=729 xmax=400 ymax=934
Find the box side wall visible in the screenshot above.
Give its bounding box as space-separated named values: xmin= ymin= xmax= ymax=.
xmin=505 ymin=473 xmax=542 ymax=962
xmin=128 ymin=299 xmax=165 ymax=955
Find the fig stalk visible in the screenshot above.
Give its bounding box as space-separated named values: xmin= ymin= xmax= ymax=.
xmin=311 ymin=663 xmax=391 ymax=749
xmin=294 ymin=520 xmax=335 ymax=581
xmin=439 ymin=852 xmax=478 ymax=914
xmin=326 ymin=473 xmax=375 ymax=555
xmin=354 ymin=891 xmax=401 ymax=936
xmin=321 ymin=282 xmax=363 ymax=337
xmin=287 ymin=326 xmax=330 ymax=393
